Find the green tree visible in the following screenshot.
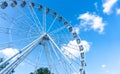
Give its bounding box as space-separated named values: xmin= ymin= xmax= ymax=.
xmin=30 ymin=67 xmax=51 ymax=74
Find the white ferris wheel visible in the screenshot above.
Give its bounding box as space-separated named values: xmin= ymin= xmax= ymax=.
xmin=0 ymin=0 xmax=86 ymax=74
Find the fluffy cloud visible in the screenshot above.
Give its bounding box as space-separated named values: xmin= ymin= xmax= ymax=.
xmin=61 ymin=40 xmax=90 ymax=60
xmin=73 ymin=72 xmax=80 ymax=74
xmin=103 ymin=0 xmax=118 ymax=14
xmin=78 ymin=12 xmax=106 ymax=34
xmin=116 ymin=8 xmax=120 ymax=15
xmin=101 ymin=64 xmax=110 ymax=73
xmin=0 ymin=48 xmax=19 ymax=58
xmin=101 ymin=64 xmax=107 ymax=68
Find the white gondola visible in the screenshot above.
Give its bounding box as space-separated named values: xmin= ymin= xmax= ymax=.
xmin=72 ymin=32 xmax=77 ymax=38
xmin=0 ymin=1 xmax=8 ymax=9
xmin=11 ymin=0 xmax=17 ymax=7
xmin=68 ymin=26 xmax=72 ymax=32
xmin=64 ymin=21 xmax=68 ymax=26
xmin=21 ymin=1 xmax=26 ymax=7
xmin=58 ymin=16 xmax=62 ymax=22
xmin=81 ymin=60 xmax=84 ymax=67
xmin=30 ymin=2 xmax=35 ymax=8
xmin=46 ymin=8 xmax=50 ymax=14
xmin=76 ymin=38 xmax=80 ymax=44
xmin=79 ymin=45 xmax=84 ymax=51
xmin=52 ymin=12 xmax=57 ymax=18
xmin=80 ymin=68 xmax=83 ymax=73
xmin=81 ymin=52 xmax=84 ymax=59
xmin=83 ymin=70 xmax=85 ymax=74
xmin=38 ymin=5 xmax=43 ymax=10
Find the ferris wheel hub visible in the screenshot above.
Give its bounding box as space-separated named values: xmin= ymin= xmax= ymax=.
xmin=39 ymin=33 xmax=49 ymax=45
xmin=42 ymin=34 xmax=49 ymax=40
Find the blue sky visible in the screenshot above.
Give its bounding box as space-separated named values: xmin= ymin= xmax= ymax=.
xmin=0 ymin=0 xmax=120 ymax=74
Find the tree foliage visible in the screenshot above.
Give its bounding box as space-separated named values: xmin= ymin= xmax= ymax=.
xmin=30 ymin=67 xmax=51 ymax=74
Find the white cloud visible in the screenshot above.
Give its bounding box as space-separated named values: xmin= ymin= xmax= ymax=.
xmin=78 ymin=12 xmax=106 ymax=34
xmin=61 ymin=40 xmax=90 ymax=60
xmin=103 ymin=0 xmax=118 ymax=14
xmin=101 ymin=64 xmax=107 ymax=68
xmin=101 ymin=64 xmax=110 ymax=73
xmin=0 ymin=48 xmax=19 ymax=58
xmin=73 ymin=71 xmax=80 ymax=74
xmin=116 ymin=8 xmax=120 ymax=15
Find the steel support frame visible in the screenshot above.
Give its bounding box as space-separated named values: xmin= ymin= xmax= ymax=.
xmin=0 ymin=33 xmax=46 ymax=74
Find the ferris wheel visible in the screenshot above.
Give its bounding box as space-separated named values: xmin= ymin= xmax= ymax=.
xmin=0 ymin=0 xmax=86 ymax=74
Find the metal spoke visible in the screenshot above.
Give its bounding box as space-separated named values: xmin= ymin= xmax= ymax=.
xmin=49 ymin=26 xmax=66 ymax=35
xmin=0 ymin=26 xmax=39 ymax=36
xmin=34 ymin=48 xmax=43 ymax=74
xmin=45 ymin=42 xmax=59 ymax=74
xmin=43 ymin=44 xmax=52 ymax=70
xmin=43 ymin=8 xmax=46 ymax=32
xmin=47 ymin=16 xmax=58 ymax=33
xmin=48 ymin=34 xmax=78 ymax=73
xmin=0 ymin=33 xmax=46 ymax=74
xmin=49 ymin=40 xmax=68 ymax=74
xmin=28 ymin=7 xmax=42 ymax=33
xmin=53 ymin=28 xmax=81 ymax=66
xmin=0 ymin=35 xmax=38 ymax=46
xmin=12 ymin=7 xmax=40 ymax=33
xmin=28 ymin=2 xmax=43 ymax=32
xmin=0 ymin=11 xmax=35 ymax=31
